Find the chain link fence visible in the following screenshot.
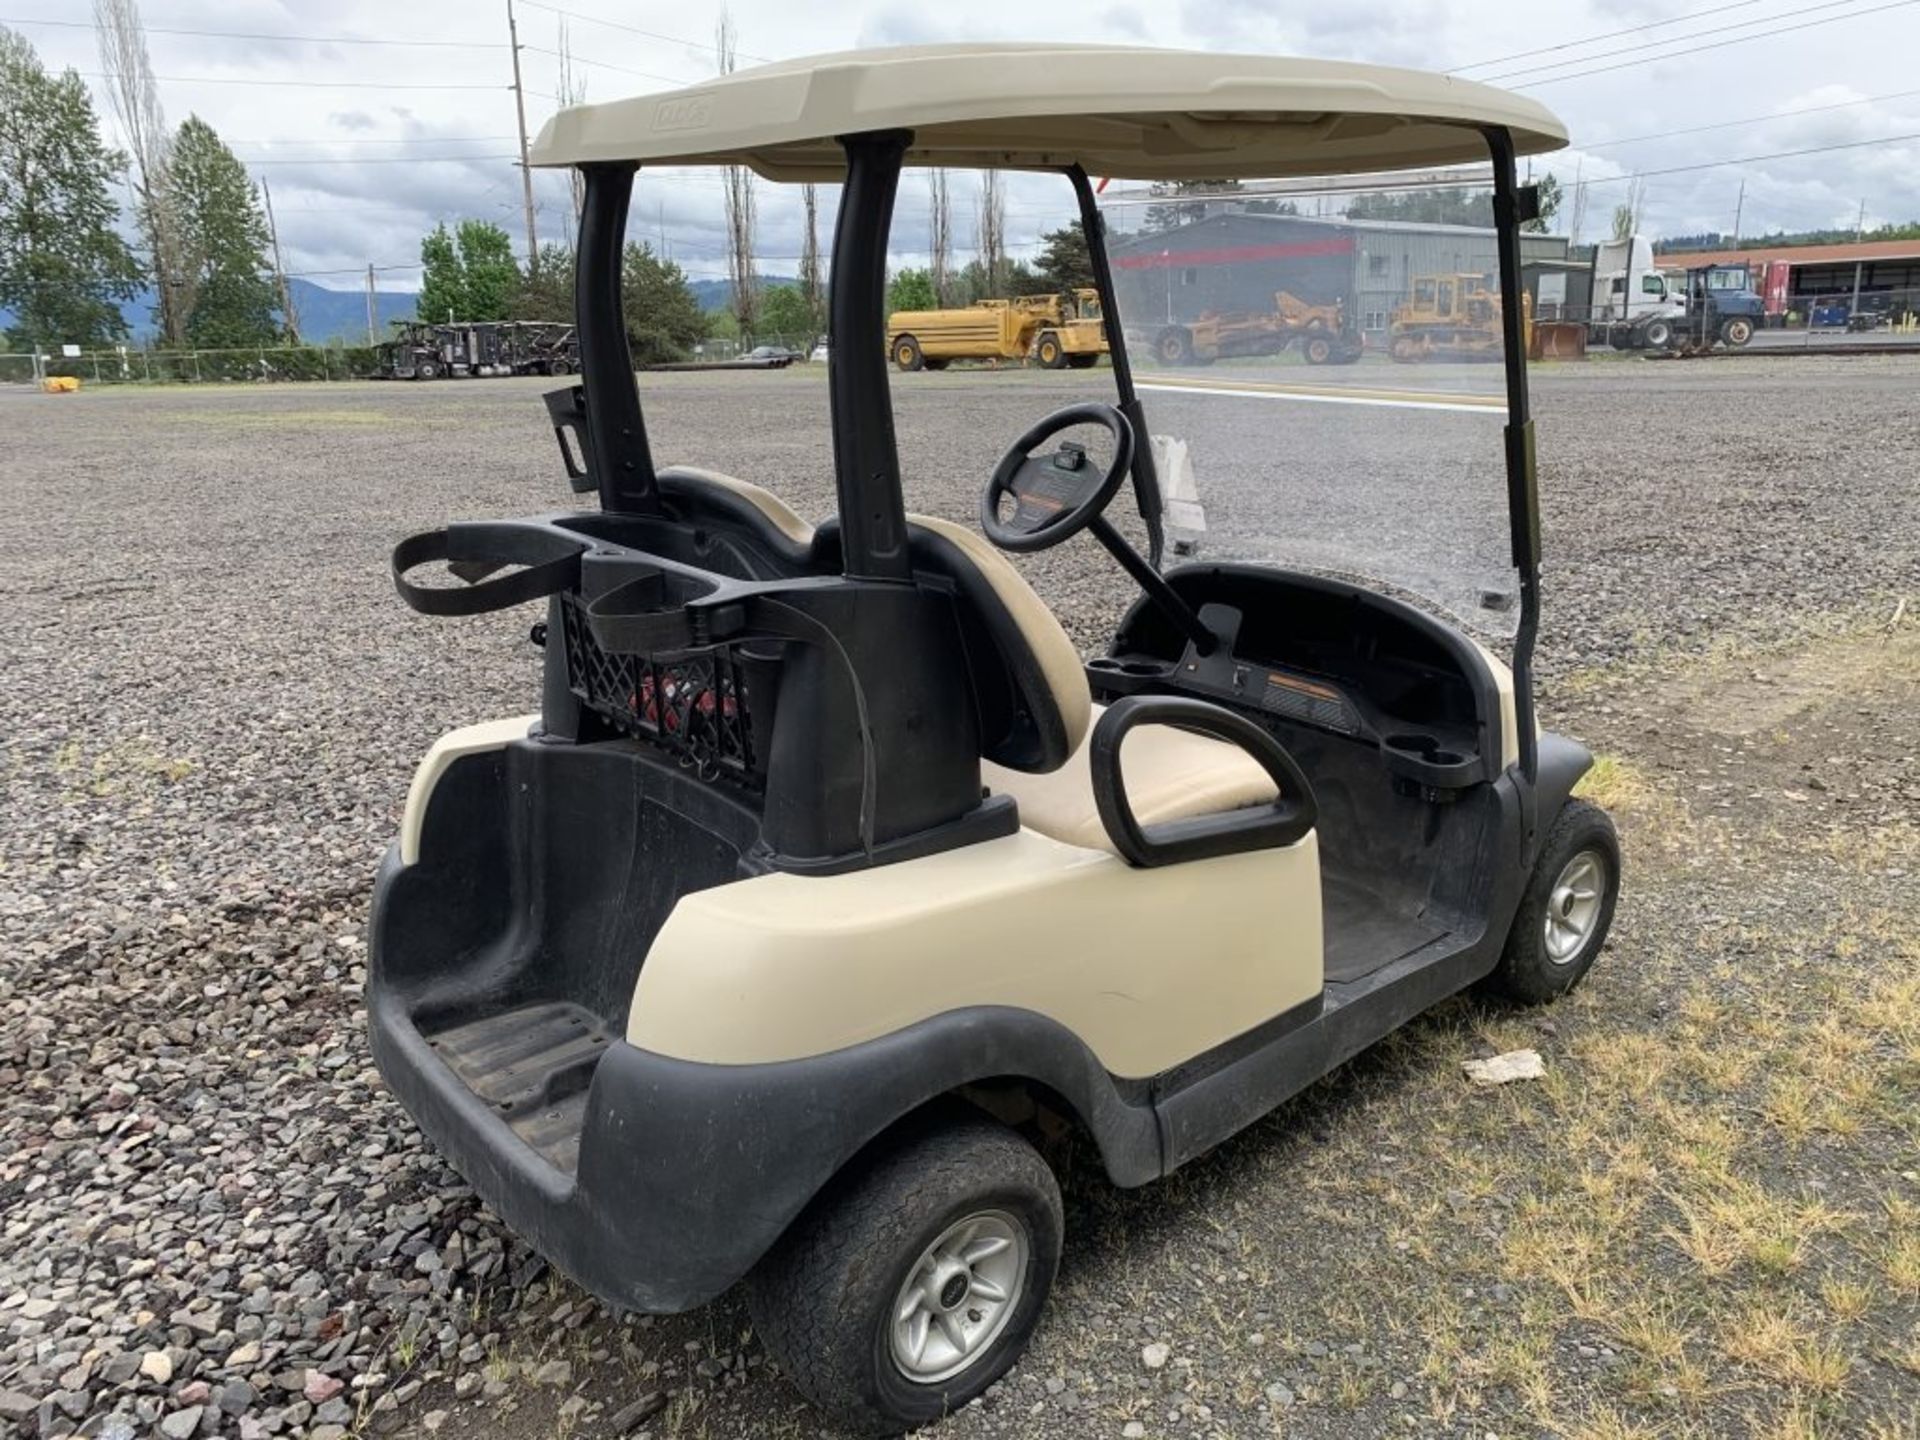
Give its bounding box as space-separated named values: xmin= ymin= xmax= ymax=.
xmin=0 ymin=344 xmax=387 ymax=387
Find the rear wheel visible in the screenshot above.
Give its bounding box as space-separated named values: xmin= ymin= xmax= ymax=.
xmin=1640 ymin=317 xmax=1673 ymax=350
xmin=748 ymin=1119 xmax=1062 ymax=1437
xmin=1487 ymin=798 xmax=1620 ymax=1004
xmin=1153 ymin=326 xmax=1195 ymax=366
xmin=1303 ymin=334 xmax=1334 ymax=365
xmin=1035 ymin=332 xmax=1067 ymax=369
xmin=892 ymin=335 xmax=924 ymax=371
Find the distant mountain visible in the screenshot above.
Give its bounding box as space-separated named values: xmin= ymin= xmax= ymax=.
xmin=0 ymin=278 xmax=417 ymax=348
xmin=689 ymin=275 xmax=800 ymax=313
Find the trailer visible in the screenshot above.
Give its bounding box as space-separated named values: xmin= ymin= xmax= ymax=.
xmin=377 ymin=321 xmax=579 ymax=380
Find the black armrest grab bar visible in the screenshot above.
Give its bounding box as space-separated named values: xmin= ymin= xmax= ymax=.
xmin=391 ymin=524 xmax=587 ymax=617
xmin=1089 ymin=695 xmax=1319 ymax=868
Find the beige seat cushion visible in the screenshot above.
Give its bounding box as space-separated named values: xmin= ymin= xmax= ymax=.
xmin=982 ymin=702 xmax=1277 ymax=852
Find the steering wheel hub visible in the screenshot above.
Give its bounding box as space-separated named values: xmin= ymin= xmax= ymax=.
xmin=980 ymin=403 xmax=1135 ymax=553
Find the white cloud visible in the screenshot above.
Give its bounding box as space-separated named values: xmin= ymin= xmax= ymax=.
xmin=11 ymin=0 xmax=1918 ymax=289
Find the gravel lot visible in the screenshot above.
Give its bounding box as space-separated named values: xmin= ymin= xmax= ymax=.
xmin=2 ymin=356 xmax=1916 ymax=1440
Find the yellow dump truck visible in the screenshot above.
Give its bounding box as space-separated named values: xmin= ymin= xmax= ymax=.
xmin=887 ymin=289 xmax=1108 ymax=371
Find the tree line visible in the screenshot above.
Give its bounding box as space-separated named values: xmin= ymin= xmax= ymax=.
xmin=0 ymin=23 xmax=287 ymax=352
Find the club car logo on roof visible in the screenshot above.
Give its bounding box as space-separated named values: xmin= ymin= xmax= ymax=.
xmin=652 ymin=94 xmax=714 ymax=132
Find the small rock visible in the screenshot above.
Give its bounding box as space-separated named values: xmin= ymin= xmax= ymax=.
xmin=226 ymin=1341 xmax=262 ymax=1369
xmin=421 ymin=1411 xmax=449 ymax=1433
xmin=0 ymin=1391 xmax=40 ymax=1424
xmin=140 ymin=1351 xmax=175 ymax=1386
xmin=1462 ymin=1049 xmax=1546 ymax=1086
xmin=1140 ymin=1342 xmax=1171 ymax=1371
xmin=160 ymin=1405 xmax=204 ymax=1440
xmin=1123 ymin=1424 xmax=1146 ymax=1439
xmin=608 ymin=1391 xmax=666 ymax=1431
xmin=530 ymin=1358 xmax=573 ymax=1386
xmin=303 ymin=1371 xmax=344 ymax=1404
xmin=1265 ymin=1382 xmax=1295 ymax=1409
xmin=177 ymin=1381 xmax=211 ymax=1407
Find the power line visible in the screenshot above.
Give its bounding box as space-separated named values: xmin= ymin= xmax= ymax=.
xmin=1580 ymin=87 xmax=1920 ymax=149
xmin=1575 ymin=129 xmax=1920 ymax=185
xmin=1503 ymin=0 xmax=1920 ymax=86
xmin=514 ymin=0 xmax=773 ymax=64
xmin=520 ymin=44 xmax=694 ymax=87
xmin=75 ymin=70 xmax=510 ymax=91
xmin=1453 ymin=0 xmax=1779 ymax=71
xmin=246 ymin=154 xmax=520 ymax=166
xmin=0 ymin=15 xmax=505 ymax=48
xmin=226 ymin=135 xmax=520 ymax=149
xmin=1483 ymin=0 xmax=1872 ymax=81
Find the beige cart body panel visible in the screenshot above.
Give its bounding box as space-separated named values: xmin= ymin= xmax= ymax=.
xmin=399 ymin=716 xmax=538 ymax=866
xmin=627 ymin=826 xmax=1322 ymax=1079
xmin=529 ymin=44 xmax=1567 ymax=182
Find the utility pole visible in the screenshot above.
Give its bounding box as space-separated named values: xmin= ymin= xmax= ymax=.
xmin=1848 ymin=197 xmax=1867 ymax=317
xmin=365 ymin=263 xmax=376 ymax=346
xmin=262 ymin=179 xmax=299 ymax=344
xmin=1730 ymin=178 xmax=1744 ymax=247
xmin=507 ymin=0 xmax=539 ymax=267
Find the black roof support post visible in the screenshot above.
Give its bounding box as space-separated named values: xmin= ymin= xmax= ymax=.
xmin=1066 ymin=165 xmax=1166 ymax=568
xmin=829 ymin=132 xmax=914 ymax=581
xmin=576 ymin=162 xmax=662 ymax=514
xmin=1486 ymin=126 xmax=1542 ymax=795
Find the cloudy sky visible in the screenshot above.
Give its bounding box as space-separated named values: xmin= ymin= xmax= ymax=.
xmin=11 ymin=0 xmax=1920 ymax=291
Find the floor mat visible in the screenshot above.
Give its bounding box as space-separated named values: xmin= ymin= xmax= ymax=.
xmin=1321 ymin=870 xmax=1452 ymax=985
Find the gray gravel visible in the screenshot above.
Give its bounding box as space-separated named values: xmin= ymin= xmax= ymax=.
xmin=1 ymin=355 xmax=1915 ymax=1440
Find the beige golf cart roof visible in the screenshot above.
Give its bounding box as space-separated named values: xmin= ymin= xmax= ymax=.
xmin=529 ymin=43 xmax=1567 ymax=182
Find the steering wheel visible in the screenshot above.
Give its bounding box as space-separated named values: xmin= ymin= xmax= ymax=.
xmin=980 ymin=403 xmax=1134 ymax=553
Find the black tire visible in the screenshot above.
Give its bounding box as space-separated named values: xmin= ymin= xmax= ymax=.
xmin=923 ymin=357 xmax=951 ymax=371
xmin=415 ymin=358 xmax=439 ymax=380
xmin=1720 ymin=316 xmax=1754 ymax=347
xmin=1153 ymin=326 xmax=1195 ymax=366
xmin=1303 ymin=335 xmax=1334 ymax=365
xmin=1066 ymin=353 xmax=1099 ymax=369
xmin=1487 ymin=798 xmax=1620 ymax=1005
xmin=748 ymin=1119 xmax=1063 ymax=1437
xmin=1640 ymin=318 xmax=1672 ymax=350
xmin=892 ymin=335 xmax=924 ymax=372
xmin=1035 ymin=332 xmax=1067 ymax=369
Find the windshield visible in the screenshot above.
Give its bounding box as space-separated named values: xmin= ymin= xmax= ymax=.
xmin=1108 ymin=175 xmax=1521 ymax=639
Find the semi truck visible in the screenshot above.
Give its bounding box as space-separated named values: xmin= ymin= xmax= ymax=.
xmin=1587 ymin=237 xmax=1759 ymax=351
xmin=886 ymin=289 xmax=1108 ymax=371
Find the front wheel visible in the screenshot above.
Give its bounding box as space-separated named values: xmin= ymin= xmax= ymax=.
xmin=748 ymin=1118 xmax=1062 ymax=1436
xmin=1487 ymin=798 xmax=1620 ymax=1004
xmin=1303 ymin=334 xmax=1334 ymax=365
xmin=1035 ymin=332 xmax=1067 ymax=369
xmin=892 ymin=335 xmax=924 ymax=372
xmin=1720 ymin=316 xmax=1754 ymax=347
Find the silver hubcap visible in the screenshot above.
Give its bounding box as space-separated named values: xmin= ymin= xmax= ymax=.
xmin=888 ymin=1210 xmax=1029 ymax=1384
xmin=1544 ymin=848 xmax=1607 ymax=964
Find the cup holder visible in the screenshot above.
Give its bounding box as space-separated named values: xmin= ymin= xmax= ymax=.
xmin=1384 ymin=732 xmax=1439 ymax=758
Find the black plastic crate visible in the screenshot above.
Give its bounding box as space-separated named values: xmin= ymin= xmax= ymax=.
xmin=559 ymin=596 xmax=758 ymax=786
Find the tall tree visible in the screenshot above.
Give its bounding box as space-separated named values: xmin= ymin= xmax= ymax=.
xmin=513 ymin=241 xmax=574 ymax=321
xmin=1524 ymin=173 xmax=1563 ymax=234
xmin=976 ymin=171 xmax=1006 ymax=295
xmin=620 ymin=241 xmax=706 ymax=363
xmin=1346 ymin=186 xmax=1491 ymax=227
xmin=758 ymin=282 xmax=814 ymax=341
xmin=171 ymin=116 xmax=280 ymax=346
xmin=798 ymin=183 xmax=823 ymax=331
xmin=928 ymin=171 xmax=952 ymax=305
xmin=0 ymin=28 xmax=142 ymax=349
xmin=886 ymin=268 xmax=935 ymax=314
xmin=414 ymin=219 xmax=520 ymax=322
xmin=716 ymin=10 xmax=758 ymax=333
xmin=1034 ymin=220 xmax=1094 ymax=292
xmin=1144 ymin=179 xmax=1239 ymax=232
xmin=93 ymin=0 xmax=188 ymax=344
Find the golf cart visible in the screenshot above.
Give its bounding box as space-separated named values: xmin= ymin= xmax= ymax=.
xmin=370 ymin=46 xmax=1617 ymax=1435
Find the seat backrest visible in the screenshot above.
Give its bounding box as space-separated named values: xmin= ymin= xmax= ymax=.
xmin=655 ymin=466 xmax=821 ymax=577
xmin=905 ymin=514 xmax=1091 ymax=774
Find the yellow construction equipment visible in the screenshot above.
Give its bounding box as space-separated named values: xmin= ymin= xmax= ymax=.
xmin=1149 ymin=291 xmax=1364 ymax=367
xmin=1387 ymin=274 xmax=1530 ymax=362
xmin=886 ymin=288 xmax=1108 ymax=371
